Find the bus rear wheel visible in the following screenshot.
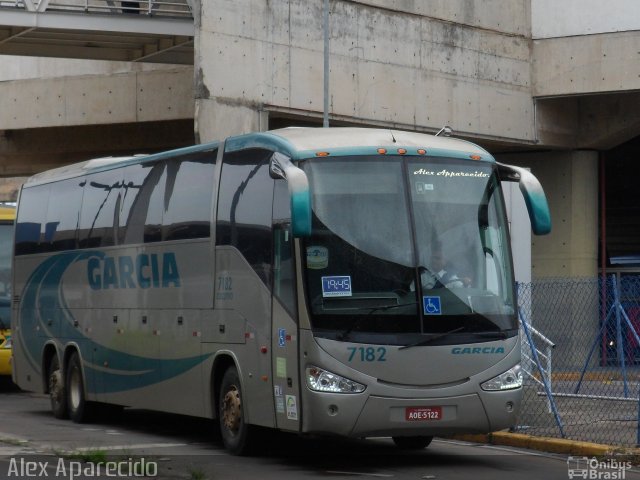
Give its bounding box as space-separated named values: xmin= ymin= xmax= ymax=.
xmin=218 ymin=366 xmax=254 ymax=455
xmin=48 ymin=355 xmax=68 ymax=419
xmin=66 ymin=352 xmax=95 ymax=423
xmin=392 ymin=436 xmax=433 ymax=450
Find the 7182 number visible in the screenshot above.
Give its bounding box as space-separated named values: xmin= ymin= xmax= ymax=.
xmin=347 ymin=346 xmax=387 ymax=362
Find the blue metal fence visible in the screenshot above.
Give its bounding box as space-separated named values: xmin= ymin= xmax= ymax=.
xmin=517 ymin=274 xmax=640 ymax=447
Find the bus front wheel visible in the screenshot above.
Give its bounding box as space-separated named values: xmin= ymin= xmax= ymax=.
xmin=218 ymin=365 xmax=254 ymax=455
xmin=66 ymin=352 xmax=94 ymax=423
xmin=392 ymin=436 xmax=433 ymax=450
xmin=48 ymin=355 xmax=68 ymax=419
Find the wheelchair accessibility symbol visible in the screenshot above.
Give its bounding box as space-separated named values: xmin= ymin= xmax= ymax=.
xmin=423 ymin=296 xmax=442 ymax=315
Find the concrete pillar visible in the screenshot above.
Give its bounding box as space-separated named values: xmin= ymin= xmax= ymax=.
xmin=195 ymin=98 xmax=264 ymax=144
xmin=497 ymin=150 xmax=600 ymax=369
xmin=497 ymin=150 xmax=599 ymax=279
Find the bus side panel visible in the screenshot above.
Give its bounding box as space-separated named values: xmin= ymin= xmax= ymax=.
xmin=15 ymin=241 xmax=213 ymax=417
xmin=86 ymin=241 xmax=210 ymax=416
xmin=12 ymin=254 xmax=50 ymax=393
xmin=271 ymin=298 xmax=300 ymax=432
xmin=212 ymin=246 xmax=276 ymax=429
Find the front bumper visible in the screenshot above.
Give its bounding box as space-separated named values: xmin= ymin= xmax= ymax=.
xmin=301 ymin=387 xmax=522 ymax=438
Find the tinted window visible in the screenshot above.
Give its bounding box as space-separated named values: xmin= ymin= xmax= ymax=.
xmin=45 ymin=178 xmax=84 ymax=252
xmin=15 ymin=185 xmax=50 ymax=255
xmin=119 ymin=162 xmax=158 ymax=245
xmin=16 ymin=149 xmax=218 ymax=254
xmin=163 ymin=151 xmax=216 ymax=241
xmin=79 ymin=170 xmax=122 ymax=248
xmin=216 ymin=149 xmax=274 ymax=285
xmin=143 ymin=162 xmax=166 ymax=243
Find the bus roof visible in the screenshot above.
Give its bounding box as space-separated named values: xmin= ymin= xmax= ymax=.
xmin=228 ymin=127 xmax=493 ymax=161
xmin=23 ymin=127 xmax=494 ymax=187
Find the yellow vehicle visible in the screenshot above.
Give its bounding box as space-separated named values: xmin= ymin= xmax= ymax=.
xmin=0 ymin=204 xmax=15 ymax=376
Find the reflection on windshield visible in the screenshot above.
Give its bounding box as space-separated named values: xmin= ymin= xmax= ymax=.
xmin=301 ymin=156 xmax=516 ymax=345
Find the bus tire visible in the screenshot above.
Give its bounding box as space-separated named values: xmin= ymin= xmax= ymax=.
xmin=65 ymin=352 xmax=94 ymax=423
xmin=392 ymin=436 xmax=433 ymax=450
xmin=48 ymin=355 xmax=68 ymax=419
xmin=218 ymin=365 xmax=254 ymax=455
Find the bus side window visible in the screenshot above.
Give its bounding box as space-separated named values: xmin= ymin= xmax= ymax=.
xmin=162 ymin=151 xmax=216 ymax=241
xmin=216 ymin=148 xmax=274 ymax=287
xmin=15 ymin=185 xmax=50 ymax=255
xmin=78 ymin=170 xmax=123 ymax=249
xmin=143 ymin=162 xmax=166 ymax=244
xmin=119 ymin=163 xmax=155 ymax=245
xmin=46 ymin=178 xmax=84 ymax=252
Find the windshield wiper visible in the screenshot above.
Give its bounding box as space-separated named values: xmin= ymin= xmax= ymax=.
xmin=399 ymin=326 xmax=465 ymax=350
xmin=473 ymin=330 xmax=509 ymax=339
xmin=338 ymin=302 xmax=419 ymax=341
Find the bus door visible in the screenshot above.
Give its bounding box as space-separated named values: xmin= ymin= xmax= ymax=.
xmin=271 ymin=179 xmax=300 ymax=431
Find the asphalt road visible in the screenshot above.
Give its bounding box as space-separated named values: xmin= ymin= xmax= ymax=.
xmin=0 ymin=379 xmax=638 ymax=480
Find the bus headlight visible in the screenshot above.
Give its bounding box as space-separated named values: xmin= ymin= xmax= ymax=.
xmin=481 ymin=364 xmax=523 ymax=391
xmin=306 ymin=365 xmax=366 ymax=393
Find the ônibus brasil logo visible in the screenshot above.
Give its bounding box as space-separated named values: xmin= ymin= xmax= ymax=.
xmin=567 ymin=456 xmax=632 ymax=479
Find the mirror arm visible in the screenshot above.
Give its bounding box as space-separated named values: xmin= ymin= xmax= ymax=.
xmin=270 ymin=152 xmax=312 ymax=237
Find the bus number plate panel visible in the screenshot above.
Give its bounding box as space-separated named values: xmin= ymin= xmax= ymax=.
xmin=405 ymin=406 xmax=442 ymax=421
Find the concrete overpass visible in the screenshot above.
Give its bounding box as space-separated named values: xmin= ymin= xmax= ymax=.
xmin=2 ymin=1 xmax=639 ymax=158
xmin=0 ymin=0 xmax=196 ymax=181
xmin=0 ymin=0 xmax=194 ymax=63
xmin=532 ymin=0 xmax=640 ymax=150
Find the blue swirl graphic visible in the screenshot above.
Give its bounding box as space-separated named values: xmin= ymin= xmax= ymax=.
xmin=18 ymin=251 xmax=210 ymax=394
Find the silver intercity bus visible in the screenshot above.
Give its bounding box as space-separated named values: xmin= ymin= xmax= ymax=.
xmin=11 ymin=127 xmax=551 ymax=454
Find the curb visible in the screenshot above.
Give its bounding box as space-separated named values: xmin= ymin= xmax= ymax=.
xmin=451 ymin=432 xmax=640 ymax=457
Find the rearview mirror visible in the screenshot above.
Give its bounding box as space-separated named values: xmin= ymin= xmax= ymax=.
xmin=497 ymin=163 xmax=551 ymax=235
xmin=270 ymin=152 xmax=312 ymax=237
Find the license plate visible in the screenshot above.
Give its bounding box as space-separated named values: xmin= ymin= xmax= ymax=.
xmin=405 ymin=406 xmax=442 ymax=421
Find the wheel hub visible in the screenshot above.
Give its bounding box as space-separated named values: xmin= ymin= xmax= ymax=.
xmin=222 ymin=386 xmax=242 ymax=433
xmin=49 ymin=370 xmax=63 ymax=406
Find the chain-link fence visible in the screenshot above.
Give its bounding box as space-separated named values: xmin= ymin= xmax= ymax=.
xmin=517 ymin=274 xmax=640 ymax=447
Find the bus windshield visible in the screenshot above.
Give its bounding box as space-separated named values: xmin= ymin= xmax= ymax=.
xmin=301 ymin=156 xmax=516 ymax=345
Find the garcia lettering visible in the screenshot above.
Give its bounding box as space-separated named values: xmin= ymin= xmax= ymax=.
xmin=451 ymin=346 xmax=505 ymax=354
xmin=88 ymin=253 xmax=180 ymax=290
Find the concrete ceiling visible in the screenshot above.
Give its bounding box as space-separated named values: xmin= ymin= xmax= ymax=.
xmin=0 ymin=7 xmax=194 ymax=64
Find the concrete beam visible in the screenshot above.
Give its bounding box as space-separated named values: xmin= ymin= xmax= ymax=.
xmin=0 ymin=66 xmax=194 ymax=130
xmin=536 ymin=92 xmax=640 ymax=150
xmin=0 ymin=119 xmax=195 ymax=177
xmin=533 ymin=32 xmax=640 ymax=98
xmin=0 ymin=10 xmax=194 ymax=37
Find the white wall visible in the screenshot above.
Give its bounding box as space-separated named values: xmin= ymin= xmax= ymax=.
xmin=532 ymin=0 xmax=640 ymax=39
xmin=503 ymin=181 xmax=532 ymax=284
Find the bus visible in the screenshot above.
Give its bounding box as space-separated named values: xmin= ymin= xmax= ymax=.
xmin=11 ymin=127 xmax=550 ymax=454
xmin=0 ymin=204 xmax=15 ymax=377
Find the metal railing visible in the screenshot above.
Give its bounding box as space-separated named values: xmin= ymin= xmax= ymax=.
xmin=516 ymin=275 xmax=640 ymax=447
xmin=0 ymin=0 xmax=193 ymax=18
xmin=521 ymin=317 xmax=555 ymax=393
